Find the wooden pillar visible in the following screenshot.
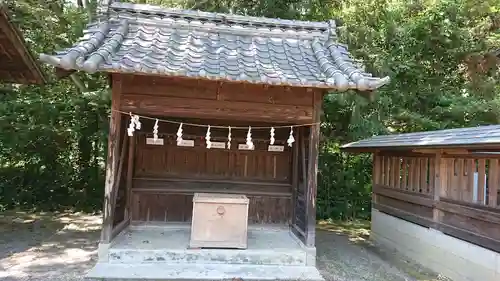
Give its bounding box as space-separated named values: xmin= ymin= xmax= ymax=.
xmin=372 ymin=152 xmax=382 ymax=205
xmin=488 ymin=159 xmax=499 ymax=207
xmin=305 ymin=92 xmax=321 ymax=247
xmin=291 ymin=127 xmax=299 ymax=225
xmin=125 ymin=135 xmax=136 ymax=220
xmin=432 ymin=152 xmax=446 ymax=226
xmin=110 ymin=131 xmax=128 ymax=221
xmin=100 ymin=75 xmax=122 ymax=243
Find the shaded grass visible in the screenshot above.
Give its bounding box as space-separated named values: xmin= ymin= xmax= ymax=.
xmin=318 ymin=219 xmax=371 ymax=242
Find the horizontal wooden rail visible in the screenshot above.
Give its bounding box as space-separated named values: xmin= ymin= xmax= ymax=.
xmin=374 ymin=184 xmax=433 ymax=207
xmin=132 ymin=188 xmax=292 ymax=197
xmin=132 ymin=177 xmax=292 ymax=197
xmin=436 ymin=199 xmax=500 ymax=225
xmin=436 ymin=222 xmax=500 ymax=253
xmin=373 ymin=183 xmax=500 ymax=253
xmin=134 ymin=177 xmax=292 ymax=186
xmin=373 ymin=202 xmax=433 ymax=228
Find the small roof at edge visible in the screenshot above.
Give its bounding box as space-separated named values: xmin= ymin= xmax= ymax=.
xmin=342 ymin=125 xmax=500 ymax=152
xmin=39 ymin=1 xmax=390 ymax=91
xmin=0 ymin=0 xmax=45 ymax=84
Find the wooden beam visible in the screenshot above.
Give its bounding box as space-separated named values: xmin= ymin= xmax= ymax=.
xmin=305 ymin=92 xmax=321 ymax=247
xmin=436 ymin=223 xmax=500 ymax=254
xmin=372 ymin=153 xmax=382 ymax=204
xmin=100 ymin=74 xmax=122 ymax=243
xmin=477 ymin=159 xmax=486 ymax=204
xmin=488 ymin=159 xmax=499 ymax=207
xmin=373 ymin=184 xmax=434 ymax=208
xmin=412 ymin=148 xmax=470 ymax=155
xmin=110 ymin=130 xmax=128 ymax=221
xmin=436 ymin=200 xmax=500 ymax=224
xmin=125 ymin=135 xmax=136 ymax=219
xmin=120 ymin=93 xmax=313 ymax=124
xmin=432 ymin=153 xmax=443 ymax=223
xmin=301 ymin=129 xmax=307 ymax=189
xmin=373 ymin=202 xmax=433 ymax=228
xmin=132 ymin=178 xmax=292 ymax=196
xmin=291 ymin=127 xmax=299 ymax=224
xmin=111 ymin=216 xmax=130 ymax=240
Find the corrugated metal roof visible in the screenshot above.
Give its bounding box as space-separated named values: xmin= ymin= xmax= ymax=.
xmin=39 ymin=1 xmax=390 ymax=90
xmin=342 ymin=125 xmax=500 ymax=151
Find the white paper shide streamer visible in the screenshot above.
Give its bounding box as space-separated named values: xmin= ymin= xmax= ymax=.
xmin=206 ymin=125 xmax=212 ymax=149
xmin=176 ymin=123 xmax=183 ymax=145
xmin=121 ymin=111 xmax=313 ymax=149
xmin=287 ymin=126 xmax=295 ymax=147
xmin=270 ymin=127 xmax=275 ymax=145
xmin=246 ymin=126 xmax=254 ymax=150
xmin=127 ymin=113 xmax=141 ymax=136
xmin=153 ymin=119 xmax=159 ymax=142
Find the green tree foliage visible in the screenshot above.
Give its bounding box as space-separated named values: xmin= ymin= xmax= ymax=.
xmin=0 ymin=0 xmax=498 ymax=219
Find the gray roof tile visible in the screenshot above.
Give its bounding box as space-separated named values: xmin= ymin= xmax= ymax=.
xmin=39 ymin=1 xmax=390 ymax=90
xmin=342 ymin=125 xmax=500 ymax=151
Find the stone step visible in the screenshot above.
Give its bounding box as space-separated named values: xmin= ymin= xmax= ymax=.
xmin=108 ymin=248 xmax=307 ymax=266
xmin=86 ymin=263 xmax=324 ymax=281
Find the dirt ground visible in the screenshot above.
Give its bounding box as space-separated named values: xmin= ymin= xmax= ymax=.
xmin=0 ymin=212 xmax=444 ymax=281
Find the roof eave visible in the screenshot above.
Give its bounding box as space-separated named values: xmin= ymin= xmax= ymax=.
xmin=341 ymin=143 xmax=500 ymax=154
xmin=0 ymin=3 xmax=46 ymax=85
xmin=39 ymin=57 xmax=391 ymax=91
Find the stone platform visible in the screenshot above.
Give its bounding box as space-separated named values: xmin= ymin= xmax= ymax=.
xmin=86 ymin=223 xmax=323 ymax=281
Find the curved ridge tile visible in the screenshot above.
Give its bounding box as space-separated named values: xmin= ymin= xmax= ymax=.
xmin=83 ymin=19 xmax=129 ymax=73
xmin=325 ymin=40 xmax=391 ymax=90
xmin=59 ymin=22 xmax=111 ymax=70
xmin=311 ymin=39 xmax=348 ymax=90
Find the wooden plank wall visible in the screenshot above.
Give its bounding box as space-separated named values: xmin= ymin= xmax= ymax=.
xmin=373 ymin=152 xmax=500 ymax=252
xmin=130 ymin=192 xmax=291 ymax=224
xmin=119 ymin=74 xmax=315 ymax=124
xmin=114 ymin=74 xmax=323 ymax=225
xmin=130 ymin=123 xmax=294 ymax=224
xmin=134 ymin=131 xmax=292 ymax=184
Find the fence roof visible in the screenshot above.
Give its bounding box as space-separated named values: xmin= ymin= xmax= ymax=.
xmin=342 ymin=125 xmax=500 ymax=152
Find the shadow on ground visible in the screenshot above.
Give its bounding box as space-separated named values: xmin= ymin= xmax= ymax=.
xmin=316 ymin=219 xmax=447 ymax=281
xmin=0 ymin=211 xmax=101 ymax=281
xmin=1 ymin=212 xmax=448 ymax=281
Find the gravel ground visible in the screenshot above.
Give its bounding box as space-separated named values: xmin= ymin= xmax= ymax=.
xmin=0 ymin=212 xmax=443 ymax=281
xmin=315 ymin=220 xmax=445 ymax=281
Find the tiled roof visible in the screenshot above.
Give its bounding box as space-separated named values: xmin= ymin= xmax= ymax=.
xmin=39 ymin=1 xmax=390 ymax=90
xmin=342 ymin=125 xmax=500 ymax=151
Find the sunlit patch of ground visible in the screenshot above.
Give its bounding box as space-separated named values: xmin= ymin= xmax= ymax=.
xmin=317 ymin=219 xmax=371 ymax=243
xmin=0 ymin=211 xmax=451 ymax=281
xmin=316 ymin=219 xmax=451 ymax=281
xmin=0 ymin=210 xmax=101 ymax=281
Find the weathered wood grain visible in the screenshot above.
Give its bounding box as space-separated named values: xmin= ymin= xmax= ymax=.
xmin=130 ymin=191 xmax=291 ymax=224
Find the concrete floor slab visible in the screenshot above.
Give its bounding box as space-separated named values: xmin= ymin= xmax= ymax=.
xmin=107 ymin=225 xmax=310 ymax=266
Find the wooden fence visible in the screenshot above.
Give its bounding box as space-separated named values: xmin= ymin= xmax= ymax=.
xmin=372 ymin=152 xmax=500 ymax=253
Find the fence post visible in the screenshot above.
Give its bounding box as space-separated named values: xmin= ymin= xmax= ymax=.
xmin=432 ymin=152 xmax=446 ymax=228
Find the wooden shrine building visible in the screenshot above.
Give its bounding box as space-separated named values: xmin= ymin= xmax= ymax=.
xmin=0 ymin=0 xmax=45 ymax=84
xmin=40 ymin=1 xmax=390 ymax=280
xmin=342 ymin=125 xmax=500 ymax=281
